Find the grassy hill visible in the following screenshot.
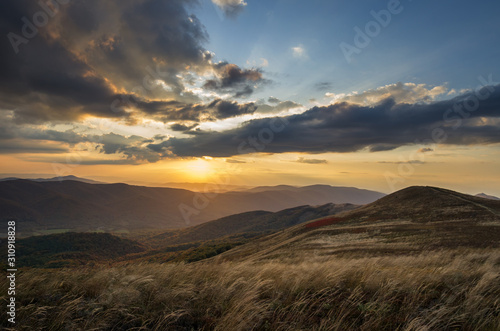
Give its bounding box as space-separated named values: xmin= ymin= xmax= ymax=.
xmin=148 ymin=203 xmax=358 ymax=248
xmin=216 ymin=186 xmax=500 ymax=262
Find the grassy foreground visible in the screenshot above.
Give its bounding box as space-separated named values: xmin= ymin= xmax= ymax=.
xmin=2 ymin=249 xmax=499 ymax=330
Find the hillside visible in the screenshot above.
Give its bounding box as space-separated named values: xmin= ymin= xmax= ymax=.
xmin=0 ymin=180 xmax=383 ymax=236
xmin=217 ymin=186 xmax=500 ymax=261
xmin=148 ymin=203 xmax=359 ymax=248
xmin=1 ymin=232 xmax=145 ymax=268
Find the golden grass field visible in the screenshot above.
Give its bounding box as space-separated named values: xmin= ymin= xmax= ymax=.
xmin=2 ymin=246 xmax=499 ymax=330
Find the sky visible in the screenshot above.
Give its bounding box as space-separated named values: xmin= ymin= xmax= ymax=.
xmin=1 ymin=0 xmax=499 ymax=196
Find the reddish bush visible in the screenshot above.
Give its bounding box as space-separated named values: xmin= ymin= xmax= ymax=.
xmin=305 ymin=217 xmax=344 ymax=229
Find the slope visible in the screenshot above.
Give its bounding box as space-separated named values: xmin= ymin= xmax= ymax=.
xmin=149 ymin=203 xmax=359 ymax=248
xmin=217 ymin=186 xmax=500 ymax=262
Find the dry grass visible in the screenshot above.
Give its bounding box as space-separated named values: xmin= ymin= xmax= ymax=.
xmin=1 ymin=249 xmax=499 ymax=330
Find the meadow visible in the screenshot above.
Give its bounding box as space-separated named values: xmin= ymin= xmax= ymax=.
xmin=2 ymin=248 xmax=499 ymax=330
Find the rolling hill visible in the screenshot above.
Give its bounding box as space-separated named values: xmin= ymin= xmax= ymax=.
xmin=0 ymin=179 xmax=383 ymax=236
xmin=148 ymin=203 xmax=359 ymax=248
xmin=217 ymin=186 xmax=500 ymax=261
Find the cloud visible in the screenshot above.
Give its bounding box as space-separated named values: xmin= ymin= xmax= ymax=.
xmin=170 ymin=123 xmax=198 ymax=132
xmin=2 ymin=84 xmax=499 ymax=162
xmin=378 ymin=160 xmax=426 ymax=165
xmin=292 ymin=45 xmax=308 ymax=59
xmin=418 ymin=148 xmax=434 ymax=153
xmin=296 ymin=157 xmax=328 ymax=164
xmin=0 ymin=140 xmax=69 ymax=154
xmin=268 ymin=97 xmax=281 ymax=104
xmin=256 ymin=101 xmax=303 ymax=114
xmin=326 ymin=82 xmax=449 ymax=105
xmin=226 ymin=159 xmax=246 ymax=164
xmin=22 ymin=157 xmax=141 ymax=165
xmin=136 ymin=99 xmax=258 ymax=122
xmin=208 ymin=99 xmax=257 ymax=119
xmin=315 ymin=82 xmax=334 ymax=91
xmin=211 ymin=0 xmax=247 ymax=18
xmin=152 ymin=85 xmax=500 ymax=157
xmin=203 ymin=63 xmax=265 ymax=98
xmin=247 ymin=58 xmax=269 ymax=67
xmin=0 ymin=0 xmax=265 ymax=126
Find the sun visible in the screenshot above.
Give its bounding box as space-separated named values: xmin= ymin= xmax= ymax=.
xmin=186 ymin=159 xmax=213 ymax=181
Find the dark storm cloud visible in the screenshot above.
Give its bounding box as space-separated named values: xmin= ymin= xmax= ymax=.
xmin=1 ymin=0 xmax=258 ymax=125
xmin=203 ymin=63 xmax=264 ymax=97
xmin=135 ymin=98 xmax=257 ymax=122
xmin=170 ymin=123 xmax=199 ymax=132
xmin=150 ymin=85 xmax=500 ymax=157
xmin=0 ymin=1 xmax=136 ymax=123
xmin=208 ymin=99 xmax=257 ymax=119
xmin=4 ymin=85 xmax=499 ymax=162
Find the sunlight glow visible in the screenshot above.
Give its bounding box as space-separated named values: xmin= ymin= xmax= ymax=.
xmin=186 ymin=159 xmax=213 ymax=181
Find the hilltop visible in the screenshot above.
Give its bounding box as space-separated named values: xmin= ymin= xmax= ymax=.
xmin=476 ymin=193 xmax=500 ymax=200
xmin=217 ymin=186 xmax=500 ymax=261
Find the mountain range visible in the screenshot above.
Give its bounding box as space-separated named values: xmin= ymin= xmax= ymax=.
xmin=0 ymin=179 xmax=384 ymax=236
xmin=7 ymin=185 xmax=500 ymax=268
xmin=0 ymin=175 xmax=105 ymax=184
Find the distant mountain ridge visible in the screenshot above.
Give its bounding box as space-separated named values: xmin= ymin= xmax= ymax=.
xmin=0 ymin=175 xmax=104 ymax=184
xmin=0 ymin=180 xmax=384 ymax=236
xmin=476 ymin=193 xmax=500 ymax=200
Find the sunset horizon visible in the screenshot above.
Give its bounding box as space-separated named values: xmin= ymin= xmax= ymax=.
xmin=1 ymin=0 xmax=500 ymax=197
